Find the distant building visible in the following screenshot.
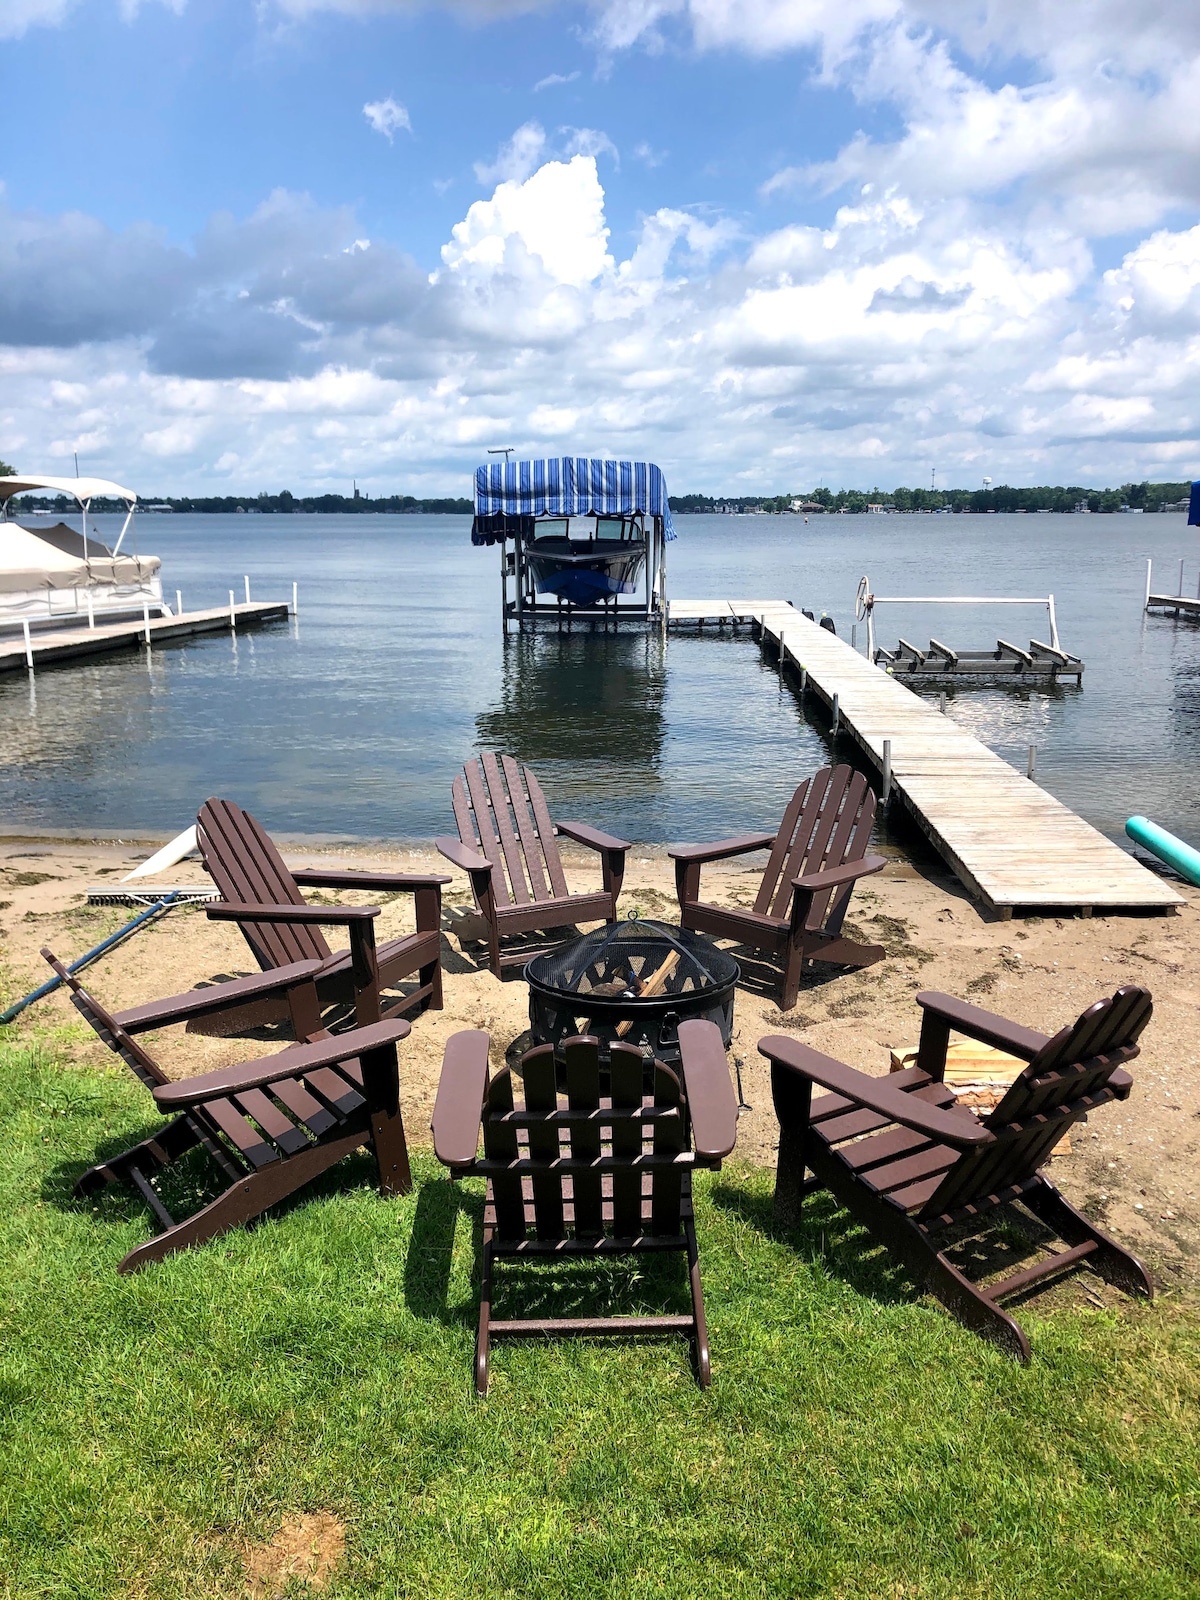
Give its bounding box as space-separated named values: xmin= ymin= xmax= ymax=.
xmin=866 ymin=503 xmax=886 ymax=514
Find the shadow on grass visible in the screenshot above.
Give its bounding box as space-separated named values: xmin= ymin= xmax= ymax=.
xmin=403 ymin=1176 xmax=482 ymax=1326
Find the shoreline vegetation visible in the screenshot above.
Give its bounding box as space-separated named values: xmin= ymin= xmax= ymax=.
xmin=3 ymin=477 xmax=1191 ymax=517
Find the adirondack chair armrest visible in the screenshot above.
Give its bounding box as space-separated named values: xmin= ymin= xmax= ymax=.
xmin=915 ymin=991 xmax=1048 ymax=1060
xmin=151 ymin=1018 xmax=411 ymax=1108
xmin=791 ymin=854 xmax=888 ymax=893
xmin=677 ymin=1019 xmax=738 ymax=1164
xmin=668 ymin=832 xmax=777 ymax=865
xmin=758 ymin=1035 xmax=993 ymax=1147
xmin=554 ymin=820 xmax=632 ymax=854
xmin=292 ymin=869 xmax=452 ymax=891
xmin=435 ymin=836 xmax=493 ymax=876
xmin=431 ymin=1030 xmax=491 ymax=1169
xmin=207 ymin=902 xmax=380 ymax=924
xmin=111 ymin=958 xmax=326 ymax=1035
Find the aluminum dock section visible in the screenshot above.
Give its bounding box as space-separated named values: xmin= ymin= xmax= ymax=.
xmin=668 ymin=598 xmax=1184 ymax=918
xmin=0 ymin=601 xmax=290 ymax=676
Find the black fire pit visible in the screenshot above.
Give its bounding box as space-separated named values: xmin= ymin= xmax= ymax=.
xmin=525 ymin=918 xmax=739 ymax=1065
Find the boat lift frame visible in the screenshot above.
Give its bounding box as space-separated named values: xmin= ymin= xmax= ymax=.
xmin=855 ymin=575 xmax=1061 ymax=661
xmin=500 ymin=515 xmax=668 ymax=632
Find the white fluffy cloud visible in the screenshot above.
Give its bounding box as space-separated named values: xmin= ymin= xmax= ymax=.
xmin=362 ymin=97 xmax=412 ymax=141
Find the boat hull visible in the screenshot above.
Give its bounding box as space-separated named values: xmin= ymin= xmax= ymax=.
xmin=525 ymin=538 xmax=647 ymax=605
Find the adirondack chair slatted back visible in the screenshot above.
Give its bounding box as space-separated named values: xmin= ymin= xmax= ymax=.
xmin=918 ymin=986 xmax=1152 ymax=1221
xmin=44 ymin=956 xmax=167 ymax=1091
xmin=482 ymin=1037 xmax=689 ymax=1244
xmin=754 ymin=765 xmax=876 ymax=929
xmin=452 ymin=754 xmax=569 ymax=912
xmin=198 ymin=797 xmax=332 ymax=970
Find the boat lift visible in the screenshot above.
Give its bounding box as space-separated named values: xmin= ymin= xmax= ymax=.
xmin=854 ymin=576 xmax=1079 ymax=688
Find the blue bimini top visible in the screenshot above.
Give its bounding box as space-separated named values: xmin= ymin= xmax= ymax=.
xmin=1188 ymin=480 xmax=1200 ymax=528
xmin=471 ymin=457 xmax=676 ymax=546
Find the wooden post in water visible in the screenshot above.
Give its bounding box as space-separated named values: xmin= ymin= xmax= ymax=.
xmin=22 ymin=620 xmax=33 ymax=671
xmin=229 ymin=591 xmax=236 ymax=632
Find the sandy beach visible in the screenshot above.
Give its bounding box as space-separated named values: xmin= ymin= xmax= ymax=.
xmin=2 ymin=833 xmax=1196 ymax=1292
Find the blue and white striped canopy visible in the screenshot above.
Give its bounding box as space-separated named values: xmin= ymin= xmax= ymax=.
xmin=473 ymin=457 xmax=675 ymax=543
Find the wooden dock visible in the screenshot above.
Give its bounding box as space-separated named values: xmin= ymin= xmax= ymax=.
xmin=0 ymin=601 xmax=290 ymax=676
xmin=1146 ymin=593 xmax=1200 ymax=618
xmin=668 ymin=599 xmax=1184 ymax=918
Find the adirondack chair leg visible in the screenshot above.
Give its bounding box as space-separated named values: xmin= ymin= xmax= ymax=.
xmin=808 ymin=1143 xmax=1032 ymax=1361
xmin=1022 ymin=1179 xmax=1154 ymax=1300
xmin=771 ymin=1062 xmax=815 ymax=1223
xmin=475 ymin=1229 xmax=495 ymax=1396
xmin=780 ymin=929 xmax=806 ymax=1010
xmin=602 ymin=847 xmax=626 ymax=917
xmin=115 ymin=1125 xmax=369 ymax=1274
xmin=422 ymin=954 xmax=444 ymax=1011
xmin=685 ymin=1216 xmax=712 ymax=1388
xmin=359 ymin=1040 xmax=412 ymax=1197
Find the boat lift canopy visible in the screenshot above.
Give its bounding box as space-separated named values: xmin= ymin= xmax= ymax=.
xmin=472 ymin=457 xmax=676 ymax=545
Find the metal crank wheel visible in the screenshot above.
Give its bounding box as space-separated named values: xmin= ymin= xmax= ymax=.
xmin=855 ymin=574 xmax=872 ymax=621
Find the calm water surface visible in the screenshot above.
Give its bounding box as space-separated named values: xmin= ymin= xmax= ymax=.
xmin=2 ymin=513 xmax=1197 ymax=847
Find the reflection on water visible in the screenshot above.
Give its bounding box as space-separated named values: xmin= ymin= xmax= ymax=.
xmin=476 ymin=631 xmax=668 ymax=811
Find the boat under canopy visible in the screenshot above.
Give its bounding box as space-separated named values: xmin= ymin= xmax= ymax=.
xmin=472 ymin=457 xmax=675 ymax=624
xmin=0 ymin=475 xmax=165 ymax=632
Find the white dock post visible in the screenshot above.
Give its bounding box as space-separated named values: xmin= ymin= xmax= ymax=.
xmin=1027 ymin=744 xmax=1036 ymax=780
xmin=939 ymin=692 xmax=947 ymax=714
xmin=86 ymin=591 xmax=95 ymax=630
xmin=244 ymin=575 xmax=251 ymax=604
xmin=851 ymin=623 xmax=857 ymax=651
xmin=831 ymin=691 xmax=840 ymax=734
xmin=1179 ymin=558 xmax=1185 ymax=597
xmin=229 ymin=591 xmax=236 ymax=631
xmin=176 ymin=590 xmax=183 ymax=616
xmin=798 ymin=665 xmax=807 ymax=697
xmin=292 ymin=582 xmax=298 ymax=616
xmin=22 ymin=619 xmax=33 ymax=670
xmin=1144 ymin=558 xmax=1152 ymax=611
xmin=881 ymin=738 xmax=892 ymax=807
xmin=142 ymin=602 xmax=151 ymax=645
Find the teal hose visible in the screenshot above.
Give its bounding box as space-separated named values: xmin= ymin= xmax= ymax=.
xmin=1125 ymin=816 xmax=1200 ymax=886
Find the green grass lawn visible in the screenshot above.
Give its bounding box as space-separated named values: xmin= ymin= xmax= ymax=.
xmin=1 ymin=1029 xmax=1197 ymax=1600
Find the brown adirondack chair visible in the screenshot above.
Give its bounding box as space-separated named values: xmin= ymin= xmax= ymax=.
xmin=41 ymin=948 xmax=412 ymax=1274
xmin=758 ymin=985 xmax=1155 ymax=1360
xmin=198 ymin=797 xmax=450 ymax=1027
xmin=431 ymin=1018 xmax=738 ymax=1393
xmin=670 ymin=764 xmax=887 ymax=1009
xmin=435 ymin=752 xmax=630 ymax=977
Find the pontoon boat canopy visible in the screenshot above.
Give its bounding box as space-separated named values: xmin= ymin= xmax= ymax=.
xmin=472 ymin=457 xmax=675 ymax=545
xmin=0 ymin=475 xmax=138 ymax=507
xmin=0 ymin=522 xmax=159 ymax=593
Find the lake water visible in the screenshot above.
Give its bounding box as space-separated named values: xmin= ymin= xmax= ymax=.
xmin=2 ymin=512 xmax=1198 ymax=849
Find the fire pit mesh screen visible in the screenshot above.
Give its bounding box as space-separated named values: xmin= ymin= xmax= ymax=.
xmin=525 ymin=918 xmax=739 ymax=1062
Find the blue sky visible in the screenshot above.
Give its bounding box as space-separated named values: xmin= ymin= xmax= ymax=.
xmin=2 ymin=0 xmax=1199 ymax=495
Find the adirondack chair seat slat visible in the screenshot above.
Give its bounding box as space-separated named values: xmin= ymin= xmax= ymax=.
xmin=198 ymin=797 xmax=446 ymax=1026
xmin=672 ymin=765 xmax=887 ymax=1009
xmin=438 ymin=753 xmax=628 ymax=978
xmin=432 ymin=1020 xmax=736 ymax=1393
xmin=43 ymin=948 xmax=414 ymax=1274
xmin=760 ymin=984 xmax=1155 ymax=1360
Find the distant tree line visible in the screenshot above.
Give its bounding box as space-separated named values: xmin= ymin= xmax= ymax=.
xmin=2 ymin=483 xmax=473 ymax=515
xmin=671 ymin=481 xmax=1194 ymax=514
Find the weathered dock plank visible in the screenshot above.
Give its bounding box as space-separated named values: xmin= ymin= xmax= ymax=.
xmin=669 ymin=598 xmax=1183 ymax=916
xmin=0 ymin=601 xmax=290 ymax=676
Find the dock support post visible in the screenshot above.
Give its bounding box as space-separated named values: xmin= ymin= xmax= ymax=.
xmin=831 ymin=691 xmax=840 ymax=735
xmin=244 ymin=575 xmax=251 ymax=604
xmin=851 ymin=623 xmax=857 ymax=651
xmin=229 ymin=591 xmax=236 ymax=632
xmin=939 ymin=691 xmax=946 ymax=714
xmin=881 ymin=738 xmax=892 ymax=807
xmin=176 ymin=590 xmax=183 ymax=617
xmin=1179 ymin=558 xmax=1186 ymax=598
xmin=22 ymin=620 xmax=33 ymax=671
xmin=1027 ymin=744 xmax=1036 ymax=781
xmin=292 ymin=582 xmax=298 ymax=616
xmin=142 ymin=602 xmax=151 ymax=645
xmin=1144 ymin=558 xmax=1152 ymax=612
xmin=799 ymin=665 xmax=807 ymax=698
xmin=86 ymin=591 xmax=95 ymax=630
